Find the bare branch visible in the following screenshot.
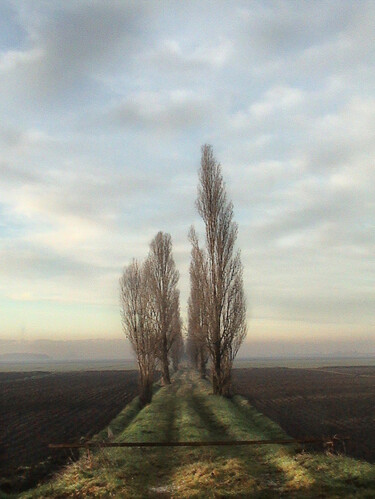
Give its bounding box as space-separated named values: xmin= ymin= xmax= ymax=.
xmin=120 ymin=259 xmax=158 ymax=405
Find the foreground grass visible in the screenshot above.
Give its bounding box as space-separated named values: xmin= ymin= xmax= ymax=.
xmin=21 ymin=369 xmax=375 ymax=498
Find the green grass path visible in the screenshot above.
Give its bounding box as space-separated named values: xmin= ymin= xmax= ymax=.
xmin=21 ymin=368 xmax=375 ymax=498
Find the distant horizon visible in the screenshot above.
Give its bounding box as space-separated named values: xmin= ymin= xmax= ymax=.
xmin=1 ymin=336 xmax=374 ymax=362
xmin=1 ymin=354 xmax=375 ymax=362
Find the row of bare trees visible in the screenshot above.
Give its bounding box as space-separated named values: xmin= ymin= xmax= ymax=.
xmin=120 ymin=144 xmax=246 ymax=402
xmin=120 ymin=232 xmax=183 ymax=406
xmin=187 ymin=145 xmax=247 ymax=396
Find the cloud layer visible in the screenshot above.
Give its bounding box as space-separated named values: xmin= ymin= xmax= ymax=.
xmin=0 ymin=1 xmax=374 ymax=353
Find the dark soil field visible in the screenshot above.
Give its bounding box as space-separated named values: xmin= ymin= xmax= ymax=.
xmin=0 ymin=370 xmax=139 ymax=493
xmin=233 ymin=366 xmax=375 ymax=463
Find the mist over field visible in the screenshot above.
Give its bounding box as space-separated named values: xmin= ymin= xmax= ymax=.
xmin=1 ymin=336 xmax=374 ymax=362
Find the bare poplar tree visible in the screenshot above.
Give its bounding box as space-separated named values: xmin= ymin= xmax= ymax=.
xmin=195 ymin=144 xmax=247 ymax=396
xmin=120 ymin=260 xmax=157 ymax=406
xmin=145 ymin=231 xmax=181 ymax=385
xmin=188 ymin=227 xmax=209 ymax=379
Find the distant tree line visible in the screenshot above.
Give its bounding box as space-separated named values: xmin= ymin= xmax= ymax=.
xmin=120 ymin=144 xmax=246 ymax=403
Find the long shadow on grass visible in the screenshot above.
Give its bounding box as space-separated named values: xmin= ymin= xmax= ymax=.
xmin=98 ymin=379 xmax=183 ymax=497
xmin=107 ymin=373 xmax=375 ymax=498
xmin=174 ymin=375 xmax=315 ymax=498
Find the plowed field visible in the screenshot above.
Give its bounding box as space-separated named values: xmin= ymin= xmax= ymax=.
xmin=0 ymin=370 xmax=138 ymax=493
xmin=233 ymin=367 xmax=375 ymax=463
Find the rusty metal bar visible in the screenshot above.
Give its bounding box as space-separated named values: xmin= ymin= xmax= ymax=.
xmin=49 ymin=436 xmax=349 ymax=449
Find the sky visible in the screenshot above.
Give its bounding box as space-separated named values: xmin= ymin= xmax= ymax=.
xmin=0 ymin=0 xmax=374 ymax=358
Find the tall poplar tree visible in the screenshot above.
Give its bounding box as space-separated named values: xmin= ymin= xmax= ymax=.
xmin=145 ymin=231 xmax=181 ymax=385
xmin=194 ymin=144 xmax=247 ymax=395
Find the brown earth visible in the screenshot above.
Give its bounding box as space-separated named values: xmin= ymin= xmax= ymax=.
xmin=233 ymin=366 xmax=375 ymax=463
xmin=0 ymin=370 xmax=139 ymax=493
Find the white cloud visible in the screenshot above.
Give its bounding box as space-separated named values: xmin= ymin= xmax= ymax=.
xmin=143 ymin=38 xmax=233 ymax=72
xmin=105 ymin=90 xmax=215 ymax=131
xmin=0 ymin=47 xmax=43 ymax=72
xmin=250 ymin=86 xmax=305 ymax=118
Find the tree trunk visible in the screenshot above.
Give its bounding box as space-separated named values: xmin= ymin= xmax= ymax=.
xmin=161 ymin=348 xmax=171 ymax=385
xmin=212 ymin=353 xmax=221 ymax=395
xmin=172 ymin=358 xmax=179 ymax=373
xmin=199 ymin=349 xmax=207 ymax=379
xmin=221 ymin=369 xmax=232 ymax=398
xmin=139 ymin=373 xmax=153 ymax=407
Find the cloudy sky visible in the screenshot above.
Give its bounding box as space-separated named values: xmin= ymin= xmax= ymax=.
xmin=1 ymin=0 xmax=374 ymax=357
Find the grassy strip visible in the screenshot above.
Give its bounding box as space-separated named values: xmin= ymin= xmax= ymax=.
xmin=167 ymin=374 xmax=293 ymax=497
xmin=20 ymin=383 xmax=165 ymax=498
xmin=20 ymin=369 xmax=375 ymax=498
xmin=184 ymin=377 xmax=375 ymax=498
